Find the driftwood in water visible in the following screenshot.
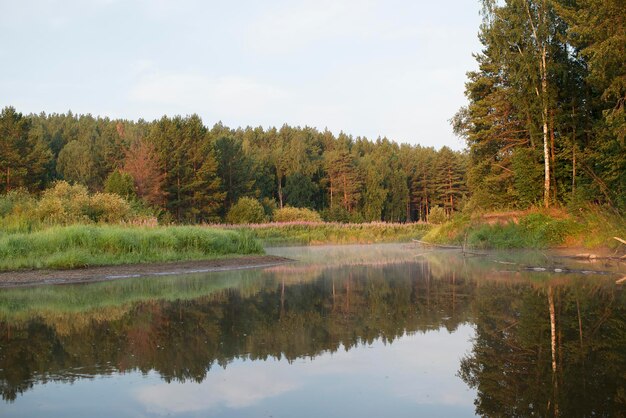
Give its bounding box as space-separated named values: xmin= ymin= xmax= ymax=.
xmin=523 ymin=266 xmax=615 ymax=275
xmin=556 ymin=253 xmax=625 ymax=262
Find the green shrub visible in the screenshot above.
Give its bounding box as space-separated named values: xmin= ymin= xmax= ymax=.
xmin=88 ymin=192 xmax=132 ymax=223
xmin=36 ymin=181 xmax=91 ymax=224
xmin=0 ymin=181 xmax=146 ymax=231
xmin=273 ymin=206 xmax=322 ymax=222
xmin=226 ymin=197 xmax=267 ymax=224
xmin=0 ymin=189 xmax=37 ymax=232
xmin=104 ymin=170 xmax=136 ymax=200
xmin=428 ymin=206 xmax=447 ymax=224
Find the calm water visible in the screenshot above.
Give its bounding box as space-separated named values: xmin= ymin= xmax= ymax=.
xmin=0 ymin=244 xmax=624 ymax=417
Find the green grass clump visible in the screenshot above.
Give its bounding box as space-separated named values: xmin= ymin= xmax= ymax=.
xmin=237 ymin=222 xmax=431 ymax=246
xmin=466 ymin=214 xmax=580 ymax=249
xmin=423 ymin=210 xmax=590 ymax=250
xmin=573 ymin=206 xmax=626 ymax=249
xmin=0 ymin=225 xmax=263 ymax=271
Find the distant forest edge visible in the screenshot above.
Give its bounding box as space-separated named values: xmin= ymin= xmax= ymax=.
xmin=0 ymin=107 xmax=467 ymax=224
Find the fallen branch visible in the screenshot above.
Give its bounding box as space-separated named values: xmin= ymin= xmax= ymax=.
xmin=614 ymin=237 xmax=626 ymax=246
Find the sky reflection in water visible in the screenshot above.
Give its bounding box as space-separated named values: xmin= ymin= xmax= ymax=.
xmin=0 ymin=244 xmax=624 ymax=417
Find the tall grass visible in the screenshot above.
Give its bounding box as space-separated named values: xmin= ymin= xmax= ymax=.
xmin=465 ymin=214 xmax=581 ymax=249
xmin=422 ymin=207 xmax=624 ymax=250
xmin=0 ymin=225 xmax=263 ymax=271
xmin=231 ymin=221 xmax=431 ymax=246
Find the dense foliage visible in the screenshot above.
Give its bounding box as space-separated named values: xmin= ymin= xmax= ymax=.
xmin=0 ymin=108 xmax=467 ymax=224
xmin=453 ymin=0 xmax=625 ymax=211
xmin=0 ymin=181 xmax=149 ymax=232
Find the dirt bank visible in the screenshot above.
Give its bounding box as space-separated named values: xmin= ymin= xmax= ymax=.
xmin=0 ymin=255 xmax=293 ymax=288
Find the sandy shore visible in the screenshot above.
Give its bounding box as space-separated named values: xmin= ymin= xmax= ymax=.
xmin=0 ymin=255 xmax=293 ymax=288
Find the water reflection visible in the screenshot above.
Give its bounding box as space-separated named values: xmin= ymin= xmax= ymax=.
xmin=0 ymin=244 xmax=624 ymax=417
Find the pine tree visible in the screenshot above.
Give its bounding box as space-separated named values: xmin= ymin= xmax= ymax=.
xmin=0 ymin=107 xmax=52 ymax=192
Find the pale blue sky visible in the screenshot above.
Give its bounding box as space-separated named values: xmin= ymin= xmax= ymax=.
xmin=0 ymin=0 xmax=482 ymax=150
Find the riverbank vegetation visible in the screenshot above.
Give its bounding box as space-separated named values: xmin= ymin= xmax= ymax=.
xmin=425 ymin=0 xmax=625 ymax=250
xmin=423 ymin=207 xmax=625 ymax=250
xmin=236 ymin=222 xmax=430 ymax=246
xmin=0 ymin=225 xmax=262 ymax=271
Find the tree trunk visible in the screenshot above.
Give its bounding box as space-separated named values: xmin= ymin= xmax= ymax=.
xmin=550 ymin=109 xmax=557 ymax=201
xmin=277 ymin=176 xmax=283 ymax=209
xmin=548 ymin=286 xmax=559 ymax=416
xmin=525 ymin=0 xmax=551 ymax=208
xmin=329 ymin=176 xmax=333 ymax=208
xmin=342 ymin=174 xmax=348 ymax=211
xmin=542 ymin=59 xmax=551 ymax=208
xmin=572 ymin=144 xmax=576 ymax=193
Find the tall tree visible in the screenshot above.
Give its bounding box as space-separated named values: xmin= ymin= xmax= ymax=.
xmin=214 ymin=135 xmax=255 ymax=210
xmin=123 ymin=139 xmax=165 ymax=207
xmin=0 ymin=107 xmax=52 ymax=192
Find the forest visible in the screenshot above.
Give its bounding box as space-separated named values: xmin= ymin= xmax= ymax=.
xmin=0 ymin=108 xmax=466 ymax=224
xmin=0 ymin=0 xmax=624 ymax=227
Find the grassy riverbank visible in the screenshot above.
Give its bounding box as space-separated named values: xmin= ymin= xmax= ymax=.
xmin=422 ymin=208 xmax=625 ymax=250
xmin=0 ymin=225 xmax=263 ymax=271
xmin=233 ymin=222 xmax=431 ymax=246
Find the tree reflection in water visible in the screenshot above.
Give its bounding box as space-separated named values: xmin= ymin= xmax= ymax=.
xmin=0 ymin=247 xmax=624 ymax=417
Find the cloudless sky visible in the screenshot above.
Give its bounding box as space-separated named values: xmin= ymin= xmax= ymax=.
xmin=0 ymin=0 xmax=483 ymax=150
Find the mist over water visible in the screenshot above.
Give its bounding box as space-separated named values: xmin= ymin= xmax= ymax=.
xmin=0 ymin=244 xmax=624 ymax=417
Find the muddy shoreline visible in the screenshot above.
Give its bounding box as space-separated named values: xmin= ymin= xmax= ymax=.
xmin=0 ymin=255 xmax=293 ymax=288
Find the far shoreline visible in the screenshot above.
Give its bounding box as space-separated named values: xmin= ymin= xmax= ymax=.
xmin=0 ymin=255 xmax=293 ymax=288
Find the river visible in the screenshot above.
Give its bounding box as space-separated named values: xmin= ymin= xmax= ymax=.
xmin=0 ymin=244 xmax=624 ymax=417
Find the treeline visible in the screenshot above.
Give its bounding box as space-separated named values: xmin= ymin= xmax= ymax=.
xmin=453 ymin=0 xmax=625 ymax=210
xmin=0 ymin=107 xmax=467 ymax=223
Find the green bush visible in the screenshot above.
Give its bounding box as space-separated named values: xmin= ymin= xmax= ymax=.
xmin=88 ymin=192 xmax=132 ymax=223
xmin=0 ymin=181 xmax=143 ymax=231
xmin=428 ymin=206 xmax=447 ymax=224
xmin=226 ymin=197 xmax=267 ymax=224
xmin=273 ymin=206 xmax=322 ymax=222
xmin=0 ymin=189 xmax=37 ymax=232
xmin=37 ymin=181 xmax=91 ymax=224
xmin=104 ymin=170 xmax=136 ymax=200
